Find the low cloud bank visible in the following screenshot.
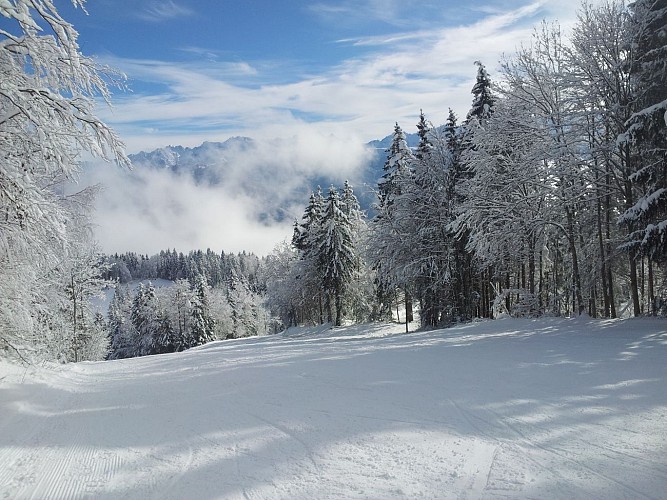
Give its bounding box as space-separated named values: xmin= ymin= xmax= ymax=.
xmin=80 ymin=130 xmax=374 ymax=256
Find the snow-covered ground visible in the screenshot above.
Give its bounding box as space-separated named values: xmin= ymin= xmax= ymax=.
xmin=1 ymin=317 xmax=666 ymax=499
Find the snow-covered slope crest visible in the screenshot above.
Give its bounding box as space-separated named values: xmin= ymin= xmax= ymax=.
xmin=1 ymin=317 xmax=666 ymax=499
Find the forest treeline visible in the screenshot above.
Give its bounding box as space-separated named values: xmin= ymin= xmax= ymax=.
xmin=103 ymin=250 xmax=271 ymax=359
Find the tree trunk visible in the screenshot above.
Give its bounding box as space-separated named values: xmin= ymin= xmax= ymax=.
xmin=72 ymin=275 xmax=78 ymax=363
xmin=325 ymin=292 xmax=332 ymax=324
xmin=554 ymin=242 xmax=560 ymax=315
xmin=528 ymin=236 xmax=536 ymax=295
xmin=605 ymin=176 xmax=617 ymax=318
xmin=597 ymin=178 xmax=610 ymax=318
xmin=623 ymin=149 xmax=641 ymax=317
xmin=319 ymin=292 xmax=324 ymax=325
xmin=566 ymin=207 xmax=584 ymax=315
xmin=505 ymin=271 xmax=511 ymax=312
xmin=335 ymin=289 xmax=342 ymax=327
xmin=538 ymin=251 xmax=544 ymax=312
xmin=648 ymin=259 xmax=656 ymax=315
xmin=405 ymin=292 xmax=413 ymax=333
xmin=629 ymin=253 xmax=641 ymax=317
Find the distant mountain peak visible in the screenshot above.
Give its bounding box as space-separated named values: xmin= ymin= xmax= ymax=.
xmin=124 ymin=133 xmax=391 ymax=213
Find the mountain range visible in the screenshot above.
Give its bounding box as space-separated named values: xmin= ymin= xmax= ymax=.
xmin=127 ymin=132 xmax=422 ymax=215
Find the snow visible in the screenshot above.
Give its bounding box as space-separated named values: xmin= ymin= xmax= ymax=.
xmin=1 ymin=317 xmax=667 ymax=499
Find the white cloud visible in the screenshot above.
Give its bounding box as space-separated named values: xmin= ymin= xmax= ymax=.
xmin=81 ymin=163 xmax=294 ymax=257
xmin=309 ymin=0 xmax=456 ymax=29
xmin=137 ymin=1 xmax=194 ymax=22
xmin=81 ymin=126 xmax=374 ymax=256
xmin=102 ymin=1 xmax=578 ymax=156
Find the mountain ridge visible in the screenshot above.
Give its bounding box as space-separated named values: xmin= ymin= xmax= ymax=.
xmin=126 ymin=132 xmax=423 ymax=205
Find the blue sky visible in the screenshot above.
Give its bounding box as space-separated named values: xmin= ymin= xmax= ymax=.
xmin=3 ymin=0 xmax=585 ymax=255
xmin=50 ymin=0 xmax=582 ymax=154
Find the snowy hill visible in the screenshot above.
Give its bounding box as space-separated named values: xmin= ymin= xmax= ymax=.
xmin=1 ymin=318 xmax=666 ymax=499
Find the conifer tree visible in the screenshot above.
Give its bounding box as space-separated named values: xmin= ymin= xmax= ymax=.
xmin=443 ymin=109 xmax=478 ymax=320
xmin=403 ymin=111 xmax=452 ymax=326
xmin=377 ymin=123 xmax=413 ymax=209
xmin=154 ymin=311 xmax=177 ymax=354
xmin=190 ymin=275 xmax=215 ymax=346
xmin=292 ymin=187 xmax=325 ymax=256
xmin=170 ymin=279 xmax=193 ymax=350
xmin=131 ymin=283 xmax=160 ymax=356
xmin=108 ymin=285 xmax=135 ymax=359
xmin=467 ymin=61 xmax=496 ymax=123
xmin=370 ymin=123 xmax=415 ymax=322
xmin=415 ymin=110 xmax=433 ymax=160
xmin=621 ymin=0 xmax=667 ymax=261
xmin=292 ymin=187 xmax=327 ymax=324
xmin=319 ymin=186 xmax=357 ymax=326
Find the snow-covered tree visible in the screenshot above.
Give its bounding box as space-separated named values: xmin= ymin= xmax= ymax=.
xmin=415 ymin=110 xmax=432 ymax=160
xmin=0 ymin=0 xmax=128 ymax=361
xmin=455 ymin=91 xmax=548 ymax=316
xmin=318 ymin=186 xmax=358 ymax=326
xmin=291 ymin=187 xmax=327 ymax=324
xmin=620 ymin=0 xmax=667 ymax=262
xmin=377 ymin=123 xmax=413 ymax=210
xmin=61 ymin=244 xmax=111 ymax=362
xmin=130 ymin=283 xmax=161 ymax=356
xmin=282 ymin=182 xmax=366 ymax=327
xmin=189 ymin=275 xmax=215 ymax=346
xmin=108 ymin=285 xmax=135 ymax=359
xmin=501 ymin=22 xmax=590 ymax=315
xmin=262 ymin=241 xmax=301 ymax=329
xmin=568 ymin=0 xmax=634 ymax=317
xmin=168 ymin=279 xmax=193 ymax=350
xmin=369 ymin=123 xmax=415 ymax=322
xmin=405 ymin=113 xmax=452 ymax=326
xmin=467 ymin=61 xmax=496 ymax=124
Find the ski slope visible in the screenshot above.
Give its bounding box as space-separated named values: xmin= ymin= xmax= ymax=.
xmin=1 ymin=317 xmax=666 ymax=499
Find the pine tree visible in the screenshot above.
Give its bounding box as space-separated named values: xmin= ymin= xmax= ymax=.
xmin=292 ymin=187 xmax=325 ymax=256
xmin=370 ymin=123 xmax=415 ymax=322
xmin=621 ymin=0 xmax=667 ymax=261
xmin=190 ymin=275 xmax=215 ymax=346
xmin=108 ymin=285 xmax=135 ymax=359
xmin=444 ymin=109 xmax=467 ymax=194
xmin=467 ymin=61 xmax=496 ymax=124
xmin=341 ymin=181 xmax=363 ymax=227
xmin=155 ymin=311 xmax=177 ymax=354
xmin=415 ymin=110 xmax=433 ymax=160
xmin=378 ymin=123 xmax=414 ymax=209
xmin=443 ymin=109 xmax=478 ymax=320
xmin=318 ymin=186 xmax=357 ymax=326
xmin=131 ymin=283 xmax=160 ymax=356
xmin=292 ymin=187 xmax=327 ymax=324
xmin=405 ymin=111 xmax=451 ymax=326
xmin=170 ymin=279 xmax=193 ymax=350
